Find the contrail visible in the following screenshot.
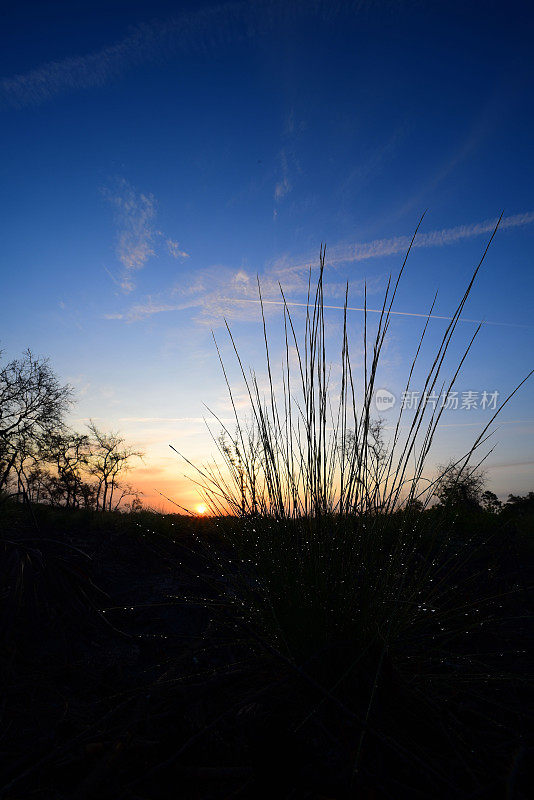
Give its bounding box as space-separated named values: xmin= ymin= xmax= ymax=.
xmin=221 ymin=297 xmax=532 ymax=328
xmin=338 ymin=210 xmax=534 ymax=263
xmin=1 ymin=1 xmax=382 ymax=109
xmin=280 ymin=211 xmax=534 ymax=272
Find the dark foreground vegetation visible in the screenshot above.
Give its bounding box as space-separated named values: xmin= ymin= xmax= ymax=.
xmin=1 ymin=495 xmax=532 ymax=799
xmin=2 ymin=233 xmax=533 ymax=798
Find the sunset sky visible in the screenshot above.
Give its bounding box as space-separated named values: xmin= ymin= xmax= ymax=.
xmin=2 ymin=0 xmax=533 ymax=510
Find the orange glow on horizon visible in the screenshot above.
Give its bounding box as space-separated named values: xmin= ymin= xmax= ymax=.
xmin=126 ymin=466 xmax=204 ymax=515
xmin=196 ymin=503 xmax=208 ymax=515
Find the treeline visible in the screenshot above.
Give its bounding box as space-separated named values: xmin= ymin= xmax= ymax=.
xmin=432 ymin=461 xmax=534 ymax=518
xmin=0 ymin=349 xmax=143 ymax=511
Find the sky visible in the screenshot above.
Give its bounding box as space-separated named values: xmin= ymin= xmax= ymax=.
xmin=1 ymin=0 xmax=534 ymax=511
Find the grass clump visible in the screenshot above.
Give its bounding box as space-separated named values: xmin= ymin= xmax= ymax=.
xmin=174 ymin=221 xmax=532 ymax=795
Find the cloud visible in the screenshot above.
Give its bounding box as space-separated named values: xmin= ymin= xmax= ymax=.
xmin=274 ymin=176 xmax=291 ymax=201
xmin=106 ymin=210 xmax=534 ymax=325
xmin=0 ymin=1 xmax=387 ymax=109
xmin=118 ymin=416 xmax=208 ymax=423
xmin=433 ymin=420 xmax=534 ymax=430
xmin=105 ymin=299 xmax=180 ymax=321
xmin=1 ymin=6 xmax=237 ymax=108
xmin=321 ymin=211 xmax=534 ymax=267
xmin=247 ymin=210 xmax=534 ymax=280
xmin=103 ymin=179 xmax=190 ymax=293
xmin=167 ymin=239 xmax=190 ymax=260
xmin=104 ymin=179 xmax=156 ymax=292
xmin=274 ymin=150 xmax=292 ymax=200
xmin=105 ymin=255 xmax=365 ymax=324
xmin=274 ymin=148 xmax=297 ymax=205
xmin=490 ymin=459 xmax=534 ymax=469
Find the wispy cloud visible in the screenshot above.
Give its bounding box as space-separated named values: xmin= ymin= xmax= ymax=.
xmin=105 ymin=258 xmax=369 ymax=324
xmin=0 ymin=1 xmax=385 ymax=109
xmin=118 ymin=416 xmax=234 ymax=426
xmin=167 ymin=239 xmax=190 ymax=260
xmin=428 ymin=420 xmax=534 ymax=430
xmin=274 ymin=150 xmax=292 ymax=201
xmin=274 ymin=176 xmax=292 ymax=201
xmin=104 ymin=179 xmax=156 ymax=292
xmin=105 ymin=210 xmax=534 ymax=324
xmin=103 ymin=179 xmax=190 ymax=293
xmin=1 ymin=6 xmax=237 ymax=108
xmin=490 ymin=458 xmax=534 ymax=469
xmin=105 ymin=300 xmax=179 ymax=320
xmin=119 ymin=417 xmax=209 ymax=423
xmin=313 ymin=211 xmax=534 ymax=268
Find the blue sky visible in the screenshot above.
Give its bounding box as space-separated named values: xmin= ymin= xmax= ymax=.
xmin=1 ymin=0 xmax=533 ymax=509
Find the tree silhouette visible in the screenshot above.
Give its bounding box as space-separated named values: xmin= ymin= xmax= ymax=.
xmin=0 ymin=349 xmax=71 ymax=493
xmin=87 ymin=421 xmax=143 ymax=512
xmin=481 ymin=490 xmax=501 ymax=513
xmin=40 ymin=430 xmax=93 ymax=508
xmin=434 ymin=462 xmax=485 ymax=511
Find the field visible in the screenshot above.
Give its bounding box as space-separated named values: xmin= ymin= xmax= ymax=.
xmin=1 ymin=497 xmax=532 ymax=799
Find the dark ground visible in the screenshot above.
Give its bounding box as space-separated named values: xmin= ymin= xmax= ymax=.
xmin=0 ymin=501 xmax=532 ymax=799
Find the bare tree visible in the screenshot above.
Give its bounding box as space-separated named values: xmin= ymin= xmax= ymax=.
xmin=9 ymin=430 xmax=44 ymax=502
xmin=87 ymin=422 xmax=143 ymax=512
xmin=112 ymin=483 xmax=143 ymax=512
xmin=337 ymin=420 xmax=388 ymax=513
xmin=40 ymin=430 xmax=93 ymax=508
xmin=0 ymin=349 xmax=71 ymax=492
